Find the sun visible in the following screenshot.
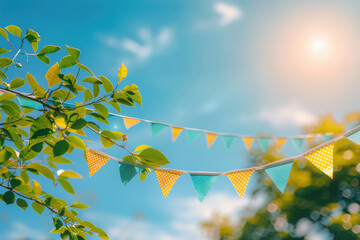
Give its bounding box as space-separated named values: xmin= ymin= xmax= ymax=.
xmin=310 ymin=37 xmax=328 ymax=55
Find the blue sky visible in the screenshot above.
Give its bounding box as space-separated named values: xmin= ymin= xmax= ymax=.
xmin=1 ymin=0 xmax=360 ymax=239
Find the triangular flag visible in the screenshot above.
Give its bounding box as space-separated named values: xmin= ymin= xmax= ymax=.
xmin=17 ymin=96 xmax=43 ymax=110
xmin=172 ymin=127 xmax=183 ymax=141
xmin=151 ymin=123 xmax=167 ymax=137
xmin=186 ymin=130 xmax=202 ymax=143
xmin=347 ymin=130 xmax=360 ymax=145
xmin=305 ymin=143 xmax=334 ymax=178
xmin=277 ymin=138 xmax=287 ymax=150
xmin=123 ymin=117 xmax=141 ymax=129
xmin=242 ymin=137 xmax=254 ymax=150
xmin=291 ymin=138 xmax=305 ymax=151
xmin=321 ymin=134 xmax=333 ymax=142
xmin=190 ymin=175 xmax=218 ymax=202
xmin=155 ymin=169 xmax=182 ymax=198
xmin=258 ymin=138 xmax=272 ymax=152
xmin=206 ymin=133 xmax=217 ymax=148
xmin=85 ymin=150 xmax=110 ymax=176
xmin=119 ymin=162 xmax=138 ymax=186
xmin=306 ymin=136 xmax=315 ymax=144
xmin=265 ymin=161 xmax=293 ymax=193
xmin=226 ymin=170 xmax=254 ymax=198
xmin=222 ymin=136 xmax=237 ymax=149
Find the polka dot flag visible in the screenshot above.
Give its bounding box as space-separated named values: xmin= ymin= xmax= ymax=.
xmin=123 ymin=117 xmax=141 ymax=129
xmin=85 ymin=150 xmax=110 ymax=176
xmin=226 ymin=170 xmax=254 ymax=199
xmin=155 ymin=169 xmax=183 ymax=198
xmin=305 ymin=143 xmax=334 ymax=179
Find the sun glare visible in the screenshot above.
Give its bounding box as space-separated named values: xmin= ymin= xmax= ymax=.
xmin=311 ymin=37 xmax=328 ymax=55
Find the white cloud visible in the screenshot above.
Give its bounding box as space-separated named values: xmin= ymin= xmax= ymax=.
xmin=101 ymin=27 xmax=173 ymax=64
xmin=6 ymin=221 xmax=49 ymax=240
xmin=213 ymin=2 xmax=242 ymax=27
xmin=258 ymin=102 xmax=318 ymax=127
xmin=86 ymin=192 xmax=266 ymax=240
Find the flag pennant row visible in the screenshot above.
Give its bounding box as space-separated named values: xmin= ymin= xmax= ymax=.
xmin=123 ymin=117 xmax=141 ymax=129
xmin=151 ymin=123 xmax=167 ymax=137
xmin=187 ymin=130 xmax=202 ymax=143
xmin=190 ymin=175 xmax=218 ymax=202
xmin=119 ymin=163 xmax=138 ymax=186
xmin=265 ymin=161 xmax=293 ymax=193
xmin=155 ymin=169 xmax=182 ymax=198
xmin=226 ymin=170 xmax=254 ymax=199
xmin=222 ymin=136 xmax=237 ymax=149
xmin=305 ymin=143 xmax=334 ymax=179
xmin=172 ymin=127 xmax=183 ymax=141
xmin=206 ymin=133 xmax=217 ymax=148
xmin=85 ymin=150 xmax=110 ymax=176
xmin=291 ymin=138 xmax=305 ymax=151
xmin=258 ymin=138 xmax=272 ymax=152
xmin=242 ymin=137 xmax=254 ymax=150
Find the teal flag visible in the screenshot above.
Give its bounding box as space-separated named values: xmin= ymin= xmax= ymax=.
xmin=186 ymin=130 xmax=202 ymax=143
xmin=17 ymin=96 xmax=43 ymax=109
xmin=222 ymin=136 xmax=237 ymax=149
xmin=258 ymin=138 xmax=272 ymax=152
xmin=291 ymin=138 xmax=305 ymax=151
xmin=321 ymin=134 xmax=333 ymax=142
xmin=190 ymin=175 xmax=218 ymax=202
xmin=348 ymin=130 xmax=360 ymax=145
xmin=265 ymin=161 xmax=293 ymax=193
xmin=151 ymin=123 xmax=167 ymax=137
xmin=119 ymin=162 xmax=138 ymax=186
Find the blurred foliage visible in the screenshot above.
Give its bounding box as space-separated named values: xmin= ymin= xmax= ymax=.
xmin=202 ymin=115 xmax=360 ymax=240
xmin=0 ymin=25 xmax=170 ymax=240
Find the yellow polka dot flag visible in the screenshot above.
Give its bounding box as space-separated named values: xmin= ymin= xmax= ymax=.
xmin=206 ymin=133 xmax=217 ymax=148
xmin=242 ymin=137 xmax=254 ymax=150
xmin=155 ymin=169 xmax=183 ymax=198
xmin=305 ymin=143 xmax=334 ymax=179
xmin=85 ymin=150 xmax=110 ymax=176
xmin=123 ymin=117 xmax=141 ymax=129
xmin=226 ymin=170 xmax=254 ymax=199
xmin=172 ymin=127 xmax=183 ymax=141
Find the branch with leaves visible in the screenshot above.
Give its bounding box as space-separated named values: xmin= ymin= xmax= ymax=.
xmin=0 ymin=25 xmax=171 ymax=240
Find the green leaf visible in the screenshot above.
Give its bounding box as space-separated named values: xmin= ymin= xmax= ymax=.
xmin=0 ymin=27 xmax=8 ymax=40
xmin=66 ymin=45 xmax=80 ymax=59
xmin=114 ymin=92 xmax=134 ymax=106
xmin=0 ymin=149 xmax=11 ymax=164
xmin=117 ymin=64 xmax=127 ymax=84
xmin=53 ymin=140 xmax=69 ymax=156
xmin=99 ymin=76 xmax=113 ymax=93
xmin=140 ymin=169 xmax=147 ymax=182
xmin=58 ymin=170 xmax=82 ymax=179
xmin=108 ymin=101 xmax=121 ymax=113
xmin=93 ymin=103 xmax=109 ymax=119
xmin=0 ymin=57 xmax=13 ymax=68
xmin=78 ymin=63 xmax=95 ymax=76
xmin=38 ymin=45 xmax=61 ymax=55
xmin=70 ymin=118 xmax=87 ymax=130
xmin=100 ymin=135 xmax=114 ymax=149
xmin=30 ymin=115 xmax=52 ymax=137
xmin=93 ymin=84 xmax=100 ymax=98
xmin=0 ymin=100 xmax=21 ymax=117
xmin=134 ymin=145 xmax=150 ymax=153
xmin=10 ymin=179 xmax=22 ymax=188
xmin=70 ymin=202 xmax=89 ymax=209
xmin=32 ymin=180 xmax=41 ymax=196
xmin=87 ymin=121 xmax=100 ymax=132
xmin=67 ymin=135 xmax=86 ymax=150
xmin=53 ymin=217 xmax=63 ymax=230
xmin=123 ymin=84 xmax=142 ymax=106
xmin=89 ymin=113 xmax=109 ymax=124
xmin=3 ymin=191 xmax=15 ymax=204
xmin=26 ymin=73 xmax=39 ymax=92
xmin=16 ymin=198 xmax=28 ymax=210
xmin=26 ymin=163 xmax=56 ymax=184
xmin=48 ymin=156 xmax=73 ymax=164
xmin=0 ymin=48 xmax=10 ymax=55
xmin=32 ymin=201 xmax=45 ymax=215
xmin=36 ymin=54 xmax=50 ymax=64
xmin=5 ymin=25 xmax=22 ymax=37
xmin=57 ymin=177 xmax=75 ymax=195
xmin=81 ymin=76 xmax=102 ymax=84
xmin=25 ymin=29 xmax=40 ymax=53
xmin=46 ymin=63 xmax=62 ymax=88
xmin=9 ymin=78 xmax=25 ymax=89
xmin=137 ymin=148 xmax=170 ymax=165
xmin=20 ymin=171 xmax=30 ymax=183
xmin=51 ymin=89 xmax=75 ymax=100
xmin=84 ymin=89 xmax=93 ymax=102
xmin=59 ymin=55 xmax=77 ymax=69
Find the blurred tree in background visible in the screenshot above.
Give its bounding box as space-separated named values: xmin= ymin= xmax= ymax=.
xmin=201 ymin=115 xmax=360 ymax=240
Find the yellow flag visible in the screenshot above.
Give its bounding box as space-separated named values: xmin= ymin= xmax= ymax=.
xmin=172 ymin=127 xmax=183 ymax=141
xmin=155 ymin=169 xmax=182 ymax=198
xmin=123 ymin=117 xmax=141 ymax=129
xmin=206 ymin=133 xmax=217 ymax=148
xmin=85 ymin=150 xmax=110 ymax=176
xmin=242 ymin=137 xmax=254 ymax=150
xmin=226 ymin=170 xmax=254 ymax=198
xmin=277 ymin=138 xmax=287 ymax=150
xmin=305 ymin=143 xmax=334 ymax=178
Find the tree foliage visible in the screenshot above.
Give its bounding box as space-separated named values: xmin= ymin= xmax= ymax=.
xmin=0 ymin=25 xmax=171 ymax=240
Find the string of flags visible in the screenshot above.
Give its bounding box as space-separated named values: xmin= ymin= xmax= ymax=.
xmin=83 ymin=124 xmax=360 ymax=202
xmin=16 ymin=96 xmax=340 ymax=153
